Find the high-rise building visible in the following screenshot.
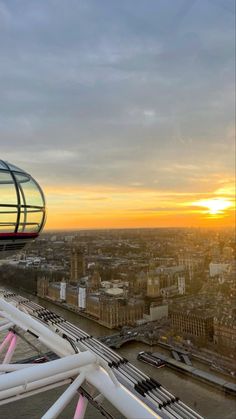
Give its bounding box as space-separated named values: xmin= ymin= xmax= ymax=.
xmin=146 ymin=260 xmax=160 ymax=298
xmin=147 ymin=275 xmax=160 ymax=298
xmin=70 ymin=246 xmax=85 ymax=283
xmin=88 ymin=270 xmax=101 ymax=292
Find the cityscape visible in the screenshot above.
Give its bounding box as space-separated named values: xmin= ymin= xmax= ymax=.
xmin=1 ymin=227 xmax=235 ymax=369
xmin=0 ymin=0 xmax=235 ymax=418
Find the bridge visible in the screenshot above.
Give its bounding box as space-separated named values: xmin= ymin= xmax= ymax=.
xmin=0 ymin=289 xmax=204 ymax=419
xmin=99 ymin=323 xmax=166 ymax=348
xmin=100 ymin=332 xmax=141 ymax=348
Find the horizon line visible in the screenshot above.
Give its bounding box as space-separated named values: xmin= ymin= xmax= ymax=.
xmin=42 ymin=225 xmax=234 ymax=233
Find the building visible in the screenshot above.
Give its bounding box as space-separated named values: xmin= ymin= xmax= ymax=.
xmin=146 ymin=262 xmax=161 ymax=298
xmin=147 ymin=276 xmax=160 ymax=298
xmin=99 ymin=296 xmax=144 ymax=329
xmin=78 ymin=285 xmax=86 ymax=310
xmin=88 ymin=270 xmax=101 ymax=292
xmin=171 ymin=309 xmax=214 ymax=341
xmin=178 ymin=253 xmax=203 ymax=281
xmin=144 ymin=303 xmax=168 ymax=322
xmin=37 ymin=276 xmax=49 ymax=297
xmin=132 ymin=271 xmax=147 ymax=294
xmin=178 ymin=275 xmax=185 ymax=295
xmin=209 ymin=262 xmax=229 ymax=278
xmin=60 ymin=280 xmax=66 ymax=300
xmin=66 ymin=285 xmax=78 ymax=306
xmin=147 ymin=266 xmax=185 ymax=299
xmin=214 ymin=314 xmax=236 ymax=354
xmin=70 ymin=246 xmax=85 ymax=283
xmin=47 ymin=282 xmax=61 ymax=301
xmin=86 ymin=294 xmax=100 ymax=318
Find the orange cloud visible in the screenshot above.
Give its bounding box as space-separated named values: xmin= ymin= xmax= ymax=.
xmin=43 ymin=180 xmax=235 ymax=230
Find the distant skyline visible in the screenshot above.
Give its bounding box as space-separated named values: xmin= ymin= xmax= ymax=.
xmin=0 ymin=0 xmax=235 ymax=229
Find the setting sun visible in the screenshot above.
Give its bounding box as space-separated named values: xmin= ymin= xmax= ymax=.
xmin=192 ymin=198 xmax=234 ymax=216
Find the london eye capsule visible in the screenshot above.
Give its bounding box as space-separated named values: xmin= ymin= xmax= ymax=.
xmin=0 ymin=160 xmax=46 ymax=253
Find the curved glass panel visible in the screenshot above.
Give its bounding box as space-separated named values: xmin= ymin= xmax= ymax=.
xmin=0 ymin=161 xmax=8 ymax=170
xmin=15 ymin=173 xmax=44 ymax=207
xmin=0 ymin=160 xmax=46 ymax=238
xmin=7 ymin=163 xmax=24 ymax=172
xmin=0 ymin=172 xmax=17 ymax=204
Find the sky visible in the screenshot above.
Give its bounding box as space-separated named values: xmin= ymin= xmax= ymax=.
xmin=0 ymin=0 xmax=235 ymax=230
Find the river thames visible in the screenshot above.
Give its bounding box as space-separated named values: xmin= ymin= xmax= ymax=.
xmin=1 ymin=295 xmax=235 ymax=419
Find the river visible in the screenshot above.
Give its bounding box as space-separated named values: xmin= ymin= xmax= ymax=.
xmin=1 ymin=294 xmax=235 ymax=419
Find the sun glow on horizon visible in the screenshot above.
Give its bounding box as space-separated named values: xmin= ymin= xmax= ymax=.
xmin=42 ymin=181 xmax=235 ymax=230
xmin=191 ymin=197 xmax=234 ymax=216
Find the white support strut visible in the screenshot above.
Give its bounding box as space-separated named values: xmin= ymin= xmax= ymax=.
xmin=0 ymin=292 xmax=203 ymax=419
xmin=0 ymin=298 xmax=74 ymax=357
xmin=42 ymin=372 xmax=86 ymax=419
xmin=0 ymin=353 xmax=160 ymax=418
xmin=0 ymin=353 xmax=96 ymax=391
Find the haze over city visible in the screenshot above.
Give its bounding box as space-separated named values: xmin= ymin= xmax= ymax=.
xmin=0 ymin=0 xmax=235 ymax=229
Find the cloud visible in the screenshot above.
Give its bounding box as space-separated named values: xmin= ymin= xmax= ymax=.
xmin=0 ymin=0 xmax=234 ymax=207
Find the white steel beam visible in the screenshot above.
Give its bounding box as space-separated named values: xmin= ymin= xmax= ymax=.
xmin=0 ymin=354 xmax=160 ymax=418
xmin=0 ymin=364 xmax=35 ymax=372
xmin=0 ymin=297 xmax=162 ymax=419
xmin=85 ymin=366 xmax=160 ymax=419
xmin=0 ymin=368 xmax=83 ymax=401
xmin=42 ymin=372 xmax=86 ymax=419
xmin=0 ymin=298 xmax=75 ymax=357
xmin=0 ymin=352 xmax=96 ymax=391
xmin=0 ymin=379 xmax=71 ymax=407
xmin=0 ymin=319 xmax=10 ymax=326
xmin=0 ymin=322 xmax=14 ymax=332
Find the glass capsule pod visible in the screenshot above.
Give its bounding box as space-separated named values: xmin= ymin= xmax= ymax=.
xmin=0 ymin=160 xmax=46 ymax=253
